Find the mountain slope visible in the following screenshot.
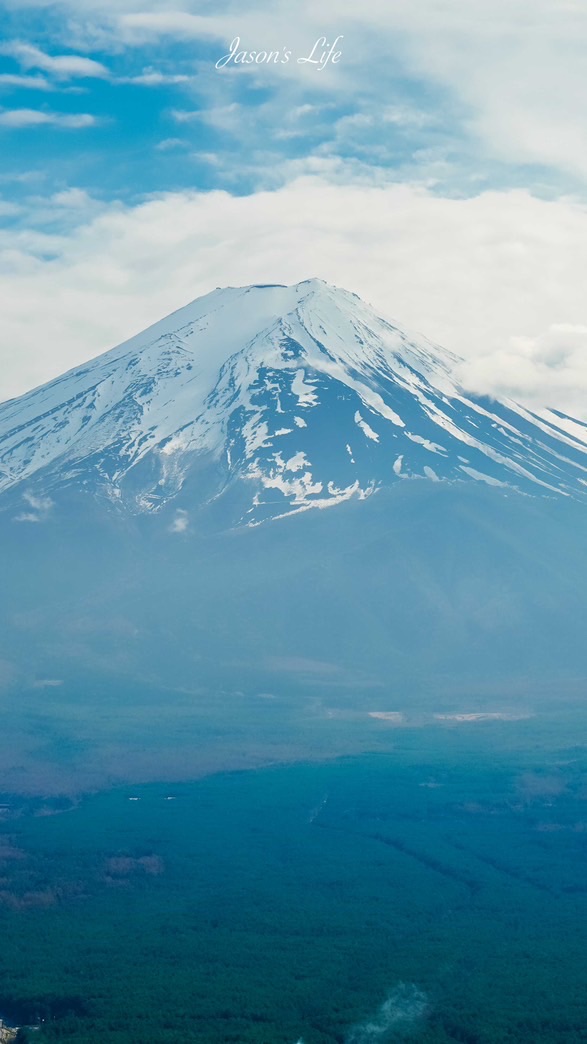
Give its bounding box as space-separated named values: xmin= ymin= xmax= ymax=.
xmin=1 ymin=279 xmax=587 ymax=527
xmin=1 ymin=280 xmax=587 ymax=791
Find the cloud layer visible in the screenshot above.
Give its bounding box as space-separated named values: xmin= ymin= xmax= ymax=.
xmin=2 ymin=175 xmax=587 ymax=416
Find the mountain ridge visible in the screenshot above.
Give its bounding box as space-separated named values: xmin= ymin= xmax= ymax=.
xmin=1 ymin=279 xmax=587 ymax=527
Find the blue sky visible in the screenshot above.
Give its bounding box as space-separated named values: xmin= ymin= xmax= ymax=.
xmin=2 ymin=0 xmax=581 ymax=213
xmin=0 ymin=9 xmax=466 ymax=205
xmin=2 ymin=0 xmax=587 ymax=416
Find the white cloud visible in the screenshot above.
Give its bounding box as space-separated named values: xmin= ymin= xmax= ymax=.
xmin=155 ymin=137 xmax=187 ymax=152
xmin=0 ymin=72 xmax=53 ymax=90
xmin=24 ymin=492 xmax=53 ymax=511
xmin=190 ymin=151 xmax=222 ymax=165
xmin=0 ymin=108 xmax=97 ymax=128
xmin=50 ymin=187 xmax=95 ymax=207
xmin=1 ymin=41 xmax=109 ymax=80
xmin=3 ymin=175 xmax=587 ymax=417
xmin=8 ymin=187 xmax=107 ymax=235
xmin=169 ymin=509 xmax=189 ymax=533
xmin=0 ymin=200 xmax=21 ymax=216
xmin=382 ymin=105 xmax=434 ymax=129
xmin=462 ymin=324 xmax=587 ymax=409
xmin=117 ymin=69 xmax=193 ymax=86
xmin=0 ymin=37 xmax=193 ymax=93
xmin=346 ymin=984 xmax=428 ymax=1043
xmin=170 ymin=108 xmax=200 ymax=125
xmin=116 ymin=12 xmax=230 ymax=45
xmin=311 ymin=0 xmax=587 ymax=180
xmin=14 ymin=490 xmax=54 ymax=522
xmin=172 ymin=102 xmax=241 ymax=131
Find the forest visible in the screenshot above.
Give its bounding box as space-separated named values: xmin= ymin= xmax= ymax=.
xmin=1 ymin=720 xmax=587 ymax=1043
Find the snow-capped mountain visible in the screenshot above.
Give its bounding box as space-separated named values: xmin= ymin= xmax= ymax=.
xmin=1 ymin=278 xmax=587 ymax=526
xmin=2 ymin=280 xmax=587 ymax=793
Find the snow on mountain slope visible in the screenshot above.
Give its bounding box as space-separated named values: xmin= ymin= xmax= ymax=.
xmin=1 ymin=278 xmax=587 ymax=525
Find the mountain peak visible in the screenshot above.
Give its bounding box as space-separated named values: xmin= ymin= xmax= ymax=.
xmin=1 ymin=280 xmax=587 ymax=526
